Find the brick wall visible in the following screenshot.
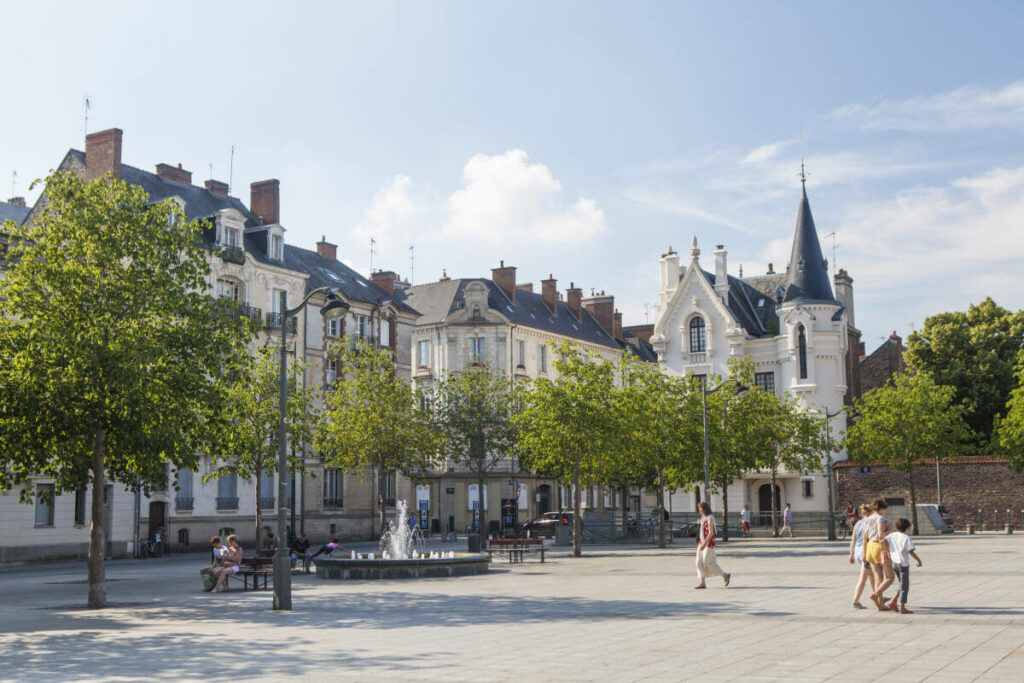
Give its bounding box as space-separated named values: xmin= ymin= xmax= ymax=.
xmin=834 ymin=457 xmax=1024 ymax=530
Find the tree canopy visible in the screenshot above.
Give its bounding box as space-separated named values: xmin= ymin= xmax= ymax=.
xmin=905 ymin=298 xmax=1024 ymax=448
xmin=845 ymin=372 xmax=968 ymax=533
xmin=993 ymin=352 xmax=1024 ymax=470
xmin=0 ymin=171 xmax=252 ymax=607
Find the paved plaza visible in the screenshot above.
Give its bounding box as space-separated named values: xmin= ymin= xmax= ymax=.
xmin=0 ymin=534 xmax=1022 ymax=682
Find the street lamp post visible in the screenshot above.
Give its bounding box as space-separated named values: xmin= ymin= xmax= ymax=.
xmin=273 ymin=286 xmax=348 ymax=611
xmin=823 ymin=407 xmax=843 ymax=541
xmin=700 ymin=378 xmax=747 ymax=512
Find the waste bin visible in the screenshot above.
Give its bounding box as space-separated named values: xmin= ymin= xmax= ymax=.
xmin=431 ymin=518 xmax=440 ymax=534
xmin=554 ymin=523 xmax=571 ymax=546
xmin=1007 ymin=524 xmax=1013 ymax=535
xmin=467 ymin=533 xmax=482 ymax=553
xmin=967 ymin=524 xmax=975 ymax=534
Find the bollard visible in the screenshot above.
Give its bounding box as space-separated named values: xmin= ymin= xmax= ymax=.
xmin=1007 ymin=524 xmax=1013 ymax=535
xmin=967 ymin=524 xmax=975 ymax=535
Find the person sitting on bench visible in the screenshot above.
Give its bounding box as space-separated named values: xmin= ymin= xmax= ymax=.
xmin=289 ymin=534 xmax=312 ymax=572
xmin=212 ymin=535 xmax=242 ymax=593
xmin=200 ymin=536 xmax=225 ymax=591
xmin=309 ymin=537 xmax=351 ymax=560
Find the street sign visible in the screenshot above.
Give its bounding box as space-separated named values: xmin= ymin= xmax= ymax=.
xmin=446 ymin=487 xmax=455 ymax=494
xmin=860 ymin=466 xmax=871 ymax=474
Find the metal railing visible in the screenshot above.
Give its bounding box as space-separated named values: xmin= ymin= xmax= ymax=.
xmin=349 ymin=334 xmax=378 ymax=348
xmin=426 ymin=458 xmax=529 ymax=475
xmin=216 ymin=496 xmax=239 ymax=511
xmin=175 ymin=496 xmax=194 ymax=511
xmin=221 ymin=246 xmax=245 ymax=264
xmin=260 ymin=497 xmax=275 ymax=509
xmin=323 ymin=497 xmax=344 ymax=509
xmin=265 ymin=312 xmax=298 ymax=334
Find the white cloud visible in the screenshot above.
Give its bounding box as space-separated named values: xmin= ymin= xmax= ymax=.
xmin=351 ymin=174 xmax=434 ymax=248
xmin=741 ymin=140 xmax=791 ymax=165
xmin=443 ymin=149 xmax=607 ymax=244
xmin=623 ymin=185 xmax=754 ymax=234
xmin=829 ymin=80 xmax=1024 ymax=132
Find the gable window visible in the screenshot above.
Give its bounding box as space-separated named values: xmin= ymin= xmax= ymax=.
xmin=689 ymin=317 xmax=707 ymax=353
xmin=35 ymin=484 xmax=54 ymax=527
xmin=326 ymin=318 xmax=340 ymax=337
xmin=418 ymin=340 xmax=431 ymax=367
xmin=517 ymin=340 xmax=525 ymax=367
xmin=797 ymin=325 xmax=808 ymax=379
xmin=469 ymin=337 xmax=485 ymax=364
xmin=755 ymin=372 xmax=775 ymax=394
xmin=270 ymin=234 xmax=283 ymax=261
xmin=539 ymin=344 xmax=547 ymax=373
xmin=225 ymin=226 xmax=240 ymax=248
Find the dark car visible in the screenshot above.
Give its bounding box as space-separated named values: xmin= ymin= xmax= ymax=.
xmin=522 ymin=511 xmax=577 ymax=538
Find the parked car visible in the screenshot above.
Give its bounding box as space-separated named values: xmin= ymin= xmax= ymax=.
xmin=937 ymin=504 xmax=953 ymax=529
xmin=522 ymin=511 xmax=578 ymax=538
xmin=672 ymin=521 xmax=699 ymax=538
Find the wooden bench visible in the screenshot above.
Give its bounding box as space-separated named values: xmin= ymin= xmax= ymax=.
xmin=227 ymin=557 xmax=274 ymax=591
xmin=486 ymin=538 xmax=545 ymax=563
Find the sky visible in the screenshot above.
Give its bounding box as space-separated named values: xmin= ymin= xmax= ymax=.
xmin=2 ymin=1 xmax=1024 ymax=349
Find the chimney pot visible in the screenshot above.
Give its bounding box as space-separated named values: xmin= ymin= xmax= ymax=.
xmin=541 ymin=275 xmax=558 ymax=315
xmin=6 ymin=196 xmax=25 ymax=207
xmin=767 ymin=263 xmax=775 ymax=274
xmin=85 ymin=128 xmax=123 ymax=182
xmin=566 ymin=283 xmax=583 ymax=321
xmin=491 ymin=261 xmax=517 ymax=303
xmin=371 ymin=270 xmax=398 ymax=295
xmin=582 ymin=292 xmax=615 ymax=337
xmin=316 ymin=237 xmax=338 ymax=261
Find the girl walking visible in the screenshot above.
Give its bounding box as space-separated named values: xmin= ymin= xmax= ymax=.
xmin=862 ymin=498 xmax=893 ymax=610
xmin=695 ymin=501 xmax=730 ymax=589
xmin=848 ymin=504 xmax=875 ymax=608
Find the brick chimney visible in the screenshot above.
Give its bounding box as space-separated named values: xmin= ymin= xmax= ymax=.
xmin=156 ymin=163 xmax=192 ymax=186
xmin=714 ymin=244 xmax=729 ymax=306
xmin=6 ymin=196 xmax=25 ymax=207
xmin=316 ymin=235 xmax=337 ymax=260
xmin=517 ymin=282 xmax=533 ymax=293
xmin=541 ymin=275 xmax=558 ymax=315
xmin=834 ymin=268 xmax=855 ymax=329
xmin=85 ymin=128 xmax=123 ymax=182
xmin=205 ymin=179 xmax=229 ymax=197
xmin=583 ymin=291 xmax=615 ymax=337
xmin=491 ymin=260 xmax=517 ymax=303
xmin=613 ymin=310 xmax=622 ymax=340
xmin=250 ymin=179 xmax=280 ymax=224
xmin=566 ymin=282 xmax=582 ymax=321
xmin=371 ymin=270 xmax=398 ymax=295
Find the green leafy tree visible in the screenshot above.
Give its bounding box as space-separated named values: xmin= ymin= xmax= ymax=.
xmin=845 ymin=373 xmax=968 ymax=534
xmin=905 ymin=298 xmax=1024 ymax=448
xmin=317 ymin=340 xmax=435 ymax=536
xmin=0 ymin=171 xmax=251 ymax=608
xmin=516 ymin=342 xmax=620 ymax=557
xmin=206 ymin=349 xmax=319 ymax=546
xmin=995 ymin=352 xmax=1024 ymax=468
xmin=430 ymin=363 xmax=521 ymax=536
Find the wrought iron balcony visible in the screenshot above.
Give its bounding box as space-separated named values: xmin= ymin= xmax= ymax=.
xmin=221 ymin=245 xmax=245 ymax=265
xmin=260 ymin=496 xmax=275 ymax=509
xmin=216 ymin=496 xmax=239 ymax=511
xmin=265 ymin=312 xmax=298 ymax=334
xmin=175 ymin=496 xmax=194 ymax=511
xmin=349 ymin=334 xmax=378 ymax=349
xmin=323 ymin=497 xmax=344 ymax=509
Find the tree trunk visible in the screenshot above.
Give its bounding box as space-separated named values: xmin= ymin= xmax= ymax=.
xmin=87 ymin=428 xmax=107 ymax=609
xmin=377 ymin=465 xmax=386 ymax=539
xmin=657 ymin=468 xmax=666 ymax=548
xmin=477 ymin=470 xmax=486 ymax=545
xmin=720 ymin=474 xmax=729 ymax=542
xmin=621 ymin=483 xmax=628 ymax=540
xmin=909 ymin=466 xmax=919 ymax=535
xmin=572 ymin=457 xmax=582 ymax=558
xmin=770 ymin=468 xmax=779 ymax=537
xmin=255 ymin=467 xmax=263 ymax=549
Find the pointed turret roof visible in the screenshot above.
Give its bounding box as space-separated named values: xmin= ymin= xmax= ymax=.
xmin=782 ymin=182 xmax=837 ymax=305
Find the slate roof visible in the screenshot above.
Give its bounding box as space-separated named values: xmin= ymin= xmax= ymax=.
xmin=285 ymin=245 xmax=418 ymax=313
xmin=687 ymin=268 xmax=778 ymax=338
xmin=782 ymin=187 xmax=838 ymax=304
xmin=621 ymin=330 xmax=658 ymax=362
xmin=396 ymin=279 xmax=620 ymax=349
xmin=0 ymin=200 xmax=29 ymax=226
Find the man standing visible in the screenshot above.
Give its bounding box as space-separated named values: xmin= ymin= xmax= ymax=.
xmin=740 ymin=505 xmax=751 ymax=537
xmin=781 ymin=503 xmax=794 ymax=538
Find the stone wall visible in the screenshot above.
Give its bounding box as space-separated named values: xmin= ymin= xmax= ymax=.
xmin=834 ymin=457 xmax=1024 ymax=530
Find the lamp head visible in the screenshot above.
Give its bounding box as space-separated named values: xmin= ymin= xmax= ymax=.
xmin=320 ymin=291 xmax=349 ymax=320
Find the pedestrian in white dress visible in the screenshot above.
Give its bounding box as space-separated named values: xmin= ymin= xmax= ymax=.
xmin=695 ymin=501 xmax=730 ymax=589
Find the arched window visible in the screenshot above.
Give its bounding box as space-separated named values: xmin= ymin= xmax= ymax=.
xmin=797 ymin=324 xmax=808 ymax=379
xmin=689 ymin=317 xmax=707 ymax=353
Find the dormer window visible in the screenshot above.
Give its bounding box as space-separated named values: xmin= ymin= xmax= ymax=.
xmin=270 ymin=234 xmax=283 ymax=261
xmin=225 ymin=227 xmax=240 ymax=248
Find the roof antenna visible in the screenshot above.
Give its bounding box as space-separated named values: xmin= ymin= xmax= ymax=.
xmin=11 ymin=170 xmax=16 ymax=197
xmin=824 ymin=231 xmax=838 ymax=275
xmin=228 ymin=145 xmax=235 ymax=196
xmin=209 ymin=163 xmax=213 ymax=182
xmin=83 ymin=96 xmax=90 ymax=138
xmin=370 ymin=236 xmax=376 ymax=273
xmin=409 ymin=244 xmax=415 ymax=285
xmin=643 ymin=302 xmax=653 ymax=324
xmin=798 ymin=127 xmax=809 ymax=192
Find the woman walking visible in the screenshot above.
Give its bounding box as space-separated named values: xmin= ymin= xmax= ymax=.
xmin=695 ymin=501 xmax=730 ymax=589
xmin=862 ymin=498 xmax=893 ymax=610
xmin=848 ymin=504 xmax=875 ymax=608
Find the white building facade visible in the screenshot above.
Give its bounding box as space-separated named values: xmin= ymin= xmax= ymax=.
xmin=651 ymin=184 xmax=860 ymax=519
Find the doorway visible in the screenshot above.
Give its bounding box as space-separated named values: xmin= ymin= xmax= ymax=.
xmin=758 ymin=484 xmax=781 ymax=513
xmin=536 ymin=484 xmax=552 ymax=515
xmin=148 ymin=501 xmax=166 ymax=542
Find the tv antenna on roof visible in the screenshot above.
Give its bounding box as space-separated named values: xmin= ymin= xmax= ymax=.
xmin=11 ymin=170 xmax=16 ymax=197
xmin=824 ymin=231 xmax=838 ymax=275
xmin=409 ymin=244 xmax=415 ymax=284
xmin=370 ymin=236 xmax=376 ymax=273
xmin=228 ymin=145 xmax=235 ymax=195
xmin=83 ymin=96 xmax=90 ymax=138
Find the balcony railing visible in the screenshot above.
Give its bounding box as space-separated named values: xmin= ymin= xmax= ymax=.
xmin=349 ymin=334 xmax=378 ymax=349
xmin=175 ymin=496 xmax=194 ymax=511
xmin=323 ymin=497 xmax=344 ymax=509
xmin=216 ymin=496 xmax=239 ymax=511
xmin=238 ymin=303 xmax=262 ymax=325
xmin=265 ymin=312 xmax=298 ymax=334
xmin=260 ymin=497 xmax=275 ymax=510
xmin=425 ymin=458 xmax=528 ymax=476
xmin=221 ymin=246 xmax=245 ymax=265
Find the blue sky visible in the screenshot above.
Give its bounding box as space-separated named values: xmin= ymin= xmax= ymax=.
xmin=3 ymin=1 xmax=1024 ymax=348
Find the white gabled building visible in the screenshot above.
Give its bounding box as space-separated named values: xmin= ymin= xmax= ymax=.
xmin=651 ymin=181 xmax=862 ymax=518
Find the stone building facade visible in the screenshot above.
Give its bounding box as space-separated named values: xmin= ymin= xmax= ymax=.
xmin=652 ymin=182 xmax=862 ymax=516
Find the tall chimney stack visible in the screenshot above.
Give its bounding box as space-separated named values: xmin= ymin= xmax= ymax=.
xmin=85 ymin=128 xmax=123 ymax=182
xmin=205 ymin=179 xmax=229 ymax=196
xmin=491 ymin=260 xmax=517 ymax=303
xmin=566 ymin=282 xmax=582 ymax=321
xmin=250 ymin=179 xmax=280 ymax=224
xmin=371 ymin=270 xmax=398 ymax=295
xmin=582 ymin=292 xmax=615 ymax=337
xmin=714 ymin=244 xmax=729 ymax=306
xmin=156 ymin=163 xmax=192 ymax=186
xmin=834 ymin=269 xmax=855 ymax=329
xmin=316 ymin=235 xmax=337 ymax=261
xmin=613 ymin=310 xmax=622 ymax=340
xmin=541 ymin=275 xmax=558 ymax=315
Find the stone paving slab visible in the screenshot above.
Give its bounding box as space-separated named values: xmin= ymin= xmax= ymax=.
xmin=0 ymin=534 xmax=1021 ymax=681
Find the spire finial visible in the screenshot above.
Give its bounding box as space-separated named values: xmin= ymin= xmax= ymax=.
xmin=690 ymin=235 xmax=700 ymax=261
xmin=799 ymin=159 xmax=808 ymax=191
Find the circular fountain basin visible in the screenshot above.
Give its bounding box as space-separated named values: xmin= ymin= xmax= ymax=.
xmin=315 ymin=553 xmax=490 ymax=580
